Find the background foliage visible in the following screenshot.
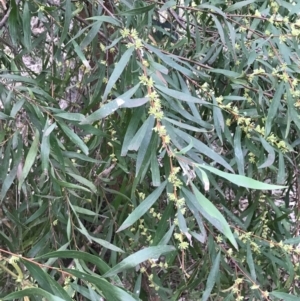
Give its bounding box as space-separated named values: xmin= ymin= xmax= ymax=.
xmin=1 ymin=0 xmax=300 ymax=300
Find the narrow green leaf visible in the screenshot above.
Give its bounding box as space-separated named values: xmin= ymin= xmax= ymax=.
xmin=198 ymin=3 xmax=227 ymax=18
xmin=58 ymin=121 xmax=89 ymax=155
xmin=103 ymin=47 xmax=134 ymax=101
xmin=121 ymin=107 xmax=144 ymax=156
xmin=23 ymin=1 xmax=31 ymax=49
xmin=202 ymin=252 xmax=221 ymax=301
xmin=277 ymin=153 xmax=286 ymax=184
xmin=54 ymin=112 xmax=85 ymax=122
xmin=257 ymin=136 xmax=275 ymax=169
xmin=270 ymin=291 xmax=299 ymax=301
xmin=3 ymin=288 xmax=65 ymax=301
xmin=195 ymin=167 xmax=210 ymax=191
xmin=134 ymin=274 xmax=142 ymax=298
xmin=283 ymin=236 xmax=300 ymax=245
xmin=120 ymin=97 xmax=149 ymax=108
xmin=37 ymin=250 xmax=122 ymax=285
xmin=0 ymin=112 xmax=11 ymax=120
xmin=67 ymin=172 xmax=97 ymax=193
xmin=86 ymin=16 xmax=121 ymax=26
xmin=210 ymin=14 xmax=225 ymax=45
xmin=160 ymin=0 xmax=176 ymax=11
xmin=145 ymin=43 xmax=194 ymax=77
xmin=63 ymin=151 xmax=104 ymax=163
xmin=72 ymin=40 xmax=91 ymax=69
xmin=116 ymin=83 xmax=140 ymax=100
xmin=234 ymin=126 xmax=244 ymax=175
xmin=246 ymin=242 xmax=256 ymax=281
xmin=72 ymin=205 xmax=98 ymax=216
xmin=177 ymin=210 xmax=189 ymax=238
xmin=10 ymin=99 xmax=25 ymax=118
xmin=225 ymin=0 xmax=256 ymax=12
xmin=72 ymin=210 xmax=124 ymax=253
xmin=0 ymin=130 xmax=5 ymax=143
xmin=8 ymin=0 xmax=18 ymax=45
xmin=0 ymin=74 xmax=37 ymax=85
xmin=103 ymin=245 xmax=175 ymax=277
xmin=54 ymin=179 xmax=90 ymax=192
xmin=119 ymin=3 xmax=155 ymax=15
xmin=158 ymin=225 xmax=175 ymax=246
xmin=59 ymin=0 xmax=72 ymax=46
xmin=81 ymin=98 xmax=126 ymax=125
xmin=18 ymin=130 xmax=40 ymax=190
xmin=208 ymin=45 xmax=222 ymax=65
xmin=175 ymin=128 xmax=234 ymax=172
xmin=150 ymin=148 xmax=161 ymax=187
xmin=64 ymin=269 xmax=136 ymax=301
xmin=136 ymin=120 xmax=154 ymax=176
xmin=77 ymin=227 xmax=124 ymax=253
xmin=0 ymin=164 xmax=18 ymax=202
xmin=25 ymin=203 xmax=48 ymax=224
xmin=183 ymin=185 xmax=238 ymax=249
xmin=164 ymin=117 xmax=208 ymax=132
xmin=128 ymin=115 xmax=154 ymax=151
xmin=80 ymin=21 xmax=102 ymax=49
xmin=265 ymin=81 xmax=284 ymax=136
xmin=21 ymin=260 xmax=73 ymax=301
xmin=213 ymin=97 xmax=224 ymax=143
xmin=41 ymin=121 xmax=56 ymax=172
xmin=198 ymin=164 xmax=287 ymax=190
xmin=0 ymin=138 xmax=12 ymax=182
xmin=117 ymin=181 xmax=167 ymax=232
xmin=176 ymin=139 xmax=194 ymax=155
xmin=156 ymin=85 xmax=209 ymax=104
xmin=209 ymin=69 xmax=241 ymax=78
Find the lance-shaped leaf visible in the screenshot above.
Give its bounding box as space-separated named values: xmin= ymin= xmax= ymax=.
xmin=80 ymin=98 xmax=125 ymax=124
xmin=103 ymin=47 xmax=134 ymax=101
xmin=21 ymin=260 xmax=73 ymax=301
xmin=64 ymin=269 xmax=137 ymax=301
xmin=103 ymin=245 xmax=175 ymax=278
xmin=202 ymin=252 xmax=221 ymax=301
xmin=18 ymin=129 xmax=40 ymax=190
xmin=198 ymin=164 xmax=287 ymax=190
xmin=183 ymin=185 xmax=238 ymax=249
xmin=270 ymin=291 xmax=299 ymax=301
xmin=41 ymin=121 xmax=56 ymax=172
xmin=155 ymin=85 xmax=209 ymax=104
xmin=117 ymin=181 xmax=167 ymax=232
xmin=2 ymin=288 xmax=65 ymax=301
xmin=58 ymin=120 xmax=89 ymax=155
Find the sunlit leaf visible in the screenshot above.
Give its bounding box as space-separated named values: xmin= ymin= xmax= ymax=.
xmin=183 ymin=185 xmax=238 ymax=249
xmin=198 ymin=164 xmax=287 ymax=190
xmin=103 ymin=245 xmax=175 ymax=277
xmin=81 ymin=98 xmax=125 ymax=124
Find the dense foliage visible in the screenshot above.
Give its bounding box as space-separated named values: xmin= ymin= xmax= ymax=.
xmin=1 ymin=0 xmax=300 ymax=300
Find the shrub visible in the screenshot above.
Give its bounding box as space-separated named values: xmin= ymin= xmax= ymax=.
xmin=0 ymin=0 xmax=300 ymax=300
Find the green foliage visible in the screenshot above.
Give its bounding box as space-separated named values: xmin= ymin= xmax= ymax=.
xmin=0 ymin=0 xmax=300 ymax=300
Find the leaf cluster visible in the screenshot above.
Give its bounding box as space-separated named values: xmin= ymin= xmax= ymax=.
xmin=0 ymin=0 xmax=300 ymax=300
